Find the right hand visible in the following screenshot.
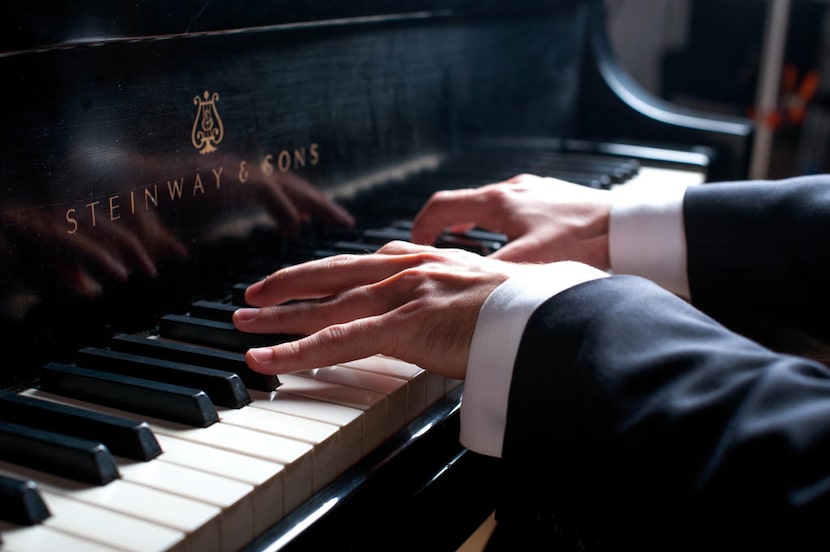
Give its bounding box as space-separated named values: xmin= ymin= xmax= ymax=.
xmin=410 ymin=173 xmax=612 ymax=269
xmin=233 ymin=241 xmax=528 ymax=379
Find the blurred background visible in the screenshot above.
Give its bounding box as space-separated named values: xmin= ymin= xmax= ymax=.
xmin=606 ymin=0 xmax=830 ymax=179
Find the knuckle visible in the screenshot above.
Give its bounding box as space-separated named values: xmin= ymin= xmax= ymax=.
xmin=324 ymin=254 xmax=355 ymax=271
xmin=377 ymin=240 xmax=413 ymax=254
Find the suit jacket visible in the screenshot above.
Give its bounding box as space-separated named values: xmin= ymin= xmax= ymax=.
xmin=496 ymin=175 xmax=830 ymax=550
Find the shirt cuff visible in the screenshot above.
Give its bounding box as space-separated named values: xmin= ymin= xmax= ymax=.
xmin=460 ymin=261 xmax=608 ymax=458
xmin=608 ymin=181 xmax=690 ymax=298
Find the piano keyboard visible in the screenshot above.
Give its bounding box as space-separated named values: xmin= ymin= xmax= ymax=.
xmin=0 ymin=146 xmax=706 ymax=551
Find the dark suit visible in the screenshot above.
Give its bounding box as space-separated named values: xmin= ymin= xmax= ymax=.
xmin=493 ymin=175 xmax=830 ymax=550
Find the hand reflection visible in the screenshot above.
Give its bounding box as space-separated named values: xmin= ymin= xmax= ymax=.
xmin=248 ymin=169 xmax=354 ymax=237
xmin=0 ymin=151 xmax=355 ymax=302
xmin=0 ymin=204 xmax=188 ymax=298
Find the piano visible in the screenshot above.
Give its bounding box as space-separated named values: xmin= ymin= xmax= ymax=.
xmin=0 ymin=1 xmax=752 ymax=550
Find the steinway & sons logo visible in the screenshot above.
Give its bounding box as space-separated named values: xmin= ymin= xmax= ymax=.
xmin=62 ymin=90 xmax=321 ymax=235
xmin=191 ymin=90 xmax=224 ymax=154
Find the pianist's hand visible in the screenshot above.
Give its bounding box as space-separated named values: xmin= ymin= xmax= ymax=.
xmin=233 ymin=240 xmax=528 ymax=378
xmin=410 ymin=173 xmax=612 ymax=268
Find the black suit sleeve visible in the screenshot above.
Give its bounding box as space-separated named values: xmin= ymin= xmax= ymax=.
xmin=684 ymin=175 xmax=830 ymax=356
xmin=499 ymin=275 xmax=830 ymax=549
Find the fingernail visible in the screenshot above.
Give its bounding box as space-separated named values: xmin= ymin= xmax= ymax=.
xmin=234 ymin=308 xmax=259 ymax=322
xmin=248 ymin=347 xmax=274 ymax=364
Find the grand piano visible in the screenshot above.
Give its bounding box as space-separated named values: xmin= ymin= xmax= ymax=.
xmin=0 ymin=1 xmax=753 ymax=550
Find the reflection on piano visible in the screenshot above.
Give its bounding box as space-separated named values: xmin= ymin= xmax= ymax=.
xmin=0 ymin=1 xmax=752 ymax=550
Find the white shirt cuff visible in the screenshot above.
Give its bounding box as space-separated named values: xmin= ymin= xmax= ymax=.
xmin=460 ymin=261 xmax=608 ymax=458
xmin=608 ymin=182 xmax=690 ymax=298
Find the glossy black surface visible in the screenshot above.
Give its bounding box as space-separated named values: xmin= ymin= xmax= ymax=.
xmin=0 ymin=475 xmax=50 ymax=526
xmin=0 ymin=420 xmax=120 ymax=486
xmin=0 ymin=391 xmax=162 ymax=461
xmin=1 ymin=1 xmax=596 ymax=389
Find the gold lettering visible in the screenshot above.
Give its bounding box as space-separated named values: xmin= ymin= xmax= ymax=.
xmin=108 ymin=195 xmax=120 ymax=221
xmin=145 ymin=185 xmax=159 ymax=209
xmin=310 ymin=142 xmax=320 ymax=165
xmin=239 ymin=161 xmax=249 ymax=183
xmin=212 ymin=166 xmax=224 ymax=189
xmin=65 ymin=140 xmax=322 ymax=237
xmin=65 ymin=208 xmax=78 ymax=235
xmin=193 ymin=173 xmax=205 ymax=196
xmin=293 ymin=148 xmax=306 ymax=169
xmin=261 ymin=154 xmax=274 ymax=176
xmin=277 ymin=150 xmax=291 ymax=173
xmin=86 ymin=201 xmax=100 ymax=227
xmin=167 ymin=178 xmax=184 ymax=200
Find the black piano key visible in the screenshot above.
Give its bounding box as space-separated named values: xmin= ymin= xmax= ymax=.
xmin=75 ymin=347 xmax=251 ymax=409
xmin=38 ymin=363 xmax=218 ymax=428
xmin=0 ymin=421 xmax=119 ymax=486
xmin=188 ymin=300 xmax=238 ymax=323
xmin=0 ymin=391 xmax=161 ymax=461
xmin=391 ymin=220 xmax=508 ymax=244
xmin=360 ymin=227 xmax=412 ymax=243
xmin=159 ymin=313 xmax=301 ymax=353
xmin=232 ymin=282 xmax=252 ymax=306
xmin=433 ymin=233 xmax=498 ymax=255
xmin=110 ymin=334 xmax=281 ymax=392
xmin=0 ymin=474 xmax=50 ymax=526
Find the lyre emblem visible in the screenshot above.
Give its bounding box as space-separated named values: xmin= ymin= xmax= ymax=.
xmin=191 ymin=91 xmax=224 ymax=154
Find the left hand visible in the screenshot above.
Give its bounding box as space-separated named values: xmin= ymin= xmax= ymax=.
xmin=232 ymin=241 xmax=525 ymax=378
xmin=411 ymin=173 xmax=612 ymax=268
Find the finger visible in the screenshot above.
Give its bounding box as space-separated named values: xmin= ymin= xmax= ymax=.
xmin=488 ymin=237 xmax=547 ymax=263
xmin=374 ymin=240 xmax=438 ymax=255
xmin=410 ymin=186 xmax=503 ymax=245
xmin=237 ymin=248 xmax=438 ymax=333
xmin=244 ymin=243 xmax=428 ymax=307
xmin=236 ymin=281 xmax=391 ymax=336
xmin=245 ymin=316 xmax=395 ymax=374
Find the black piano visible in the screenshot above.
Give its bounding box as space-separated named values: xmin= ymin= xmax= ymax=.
xmin=0 ymin=1 xmax=752 ymax=550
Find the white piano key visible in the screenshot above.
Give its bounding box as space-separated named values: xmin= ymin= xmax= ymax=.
xmin=152 ymin=421 xmax=312 ymax=513
xmin=116 ymin=458 xmax=254 ymax=552
xmin=295 ymin=365 xmax=409 ymax=437
xmin=274 ymin=374 xmax=388 ymax=454
xmin=445 ymin=377 xmax=464 ymax=392
xmin=338 ymin=356 xmax=429 ymax=421
xmin=0 ymin=469 xmax=187 ymax=552
xmin=246 ymin=391 xmax=364 ymax=469
xmin=17 ymin=387 xmax=287 ymax=537
xmin=426 ymin=373 xmax=448 ymax=406
xmin=219 ymin=406 xmax=343 ymax=492
xmin=337 ymin=355 xmax=447 ymax=407
xmin=0 ymin=521 xmax=130 ymax=552
xmin=22 ymin=388 xmax=314 ymax=516
xmin=0 ymin=460 xmax=221 ymax=552
xmin=152 ymin=434 xmax=285 ymax=536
